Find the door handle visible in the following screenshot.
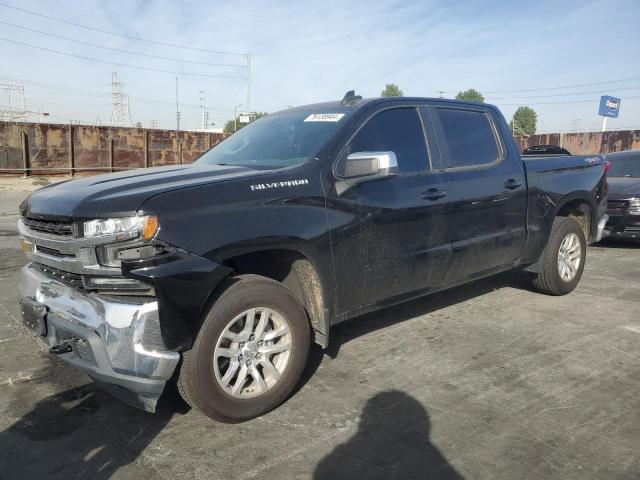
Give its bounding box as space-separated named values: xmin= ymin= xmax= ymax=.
xmin=504 ymin=178 xmax=522 ymax=190
xmin=422 ymin=188 xmax=447 ymax=200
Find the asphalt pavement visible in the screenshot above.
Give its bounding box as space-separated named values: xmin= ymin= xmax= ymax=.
xmin=0 ymin=182 xmax=638 ymax=479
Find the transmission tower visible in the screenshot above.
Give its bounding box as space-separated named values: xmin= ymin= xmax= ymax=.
xmin=0 ymin=84 xmax=28 ymax=121
xmin=111 ymin=72 xmax=131 ymax=127
xmin=0 ymin=84 xmax=48 ymax=122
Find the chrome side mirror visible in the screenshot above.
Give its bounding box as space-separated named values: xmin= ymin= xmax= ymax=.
xmin=337 ymin=151 xmax=398 ymax=194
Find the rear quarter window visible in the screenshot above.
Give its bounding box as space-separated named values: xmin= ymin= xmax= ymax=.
xmin=436 ymin=108 xmax=501 ymax=168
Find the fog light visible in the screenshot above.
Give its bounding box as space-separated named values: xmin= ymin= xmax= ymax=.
xmin=84 ymin=276 xmax=151 ymax=290
xmin=20 ymin=239 xmax=34 ymax=253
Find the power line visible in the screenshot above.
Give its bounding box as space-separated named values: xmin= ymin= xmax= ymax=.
xmin=0 ymin=36 xmax=246 ymax=79
xmin=440 ymin=75 xmax=640 ymax=94
xmin=0 ymin=20 xmax=248 ymax=68
xmin=0 ymin=75 xmax=237 ymax=111
xmin=493 ymin=95 xmax=640 ymax=106
xmin=487 ymin=86 xmax=640 ymax=100
xmin=0 ymin=2 xmax=247 ymax=56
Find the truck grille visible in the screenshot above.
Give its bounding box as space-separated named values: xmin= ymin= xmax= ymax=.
xmin=606 ymin=200 xmax=629 ymax=214
xmin=32 ymin=263 xmax=84 ymax=290
xmin=22 ymin=217 xmax=75 ymax=236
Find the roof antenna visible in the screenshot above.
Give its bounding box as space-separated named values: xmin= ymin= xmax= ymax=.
xmin=341 ymin=90 xmax=362 ymax=105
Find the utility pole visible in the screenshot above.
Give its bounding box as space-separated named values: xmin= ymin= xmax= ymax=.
xmin=234 ymin=104 xmax=242 ymax=133
xmin=200 ymin=90 xmax=206 ymax=132
xmin=175 ymin=77 xmax=181 ymax=131
xmin=437 ymin=91 xmax=445 ymax=99
xmin=570 ymin=118 xmax=581 ymax=132
xmin=246 ymin=54 xmax=251 ymax=112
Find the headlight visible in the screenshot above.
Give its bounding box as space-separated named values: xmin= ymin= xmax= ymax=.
xmin=629 ymin=199 xmax=640 ymax=215
xmin=83 ymin=215 xmax=159 ymax=240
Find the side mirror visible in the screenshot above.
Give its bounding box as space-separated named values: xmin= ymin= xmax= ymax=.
xmin=338 ymin=151 xmax=398 ymax=192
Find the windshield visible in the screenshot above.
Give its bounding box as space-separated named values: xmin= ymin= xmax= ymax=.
xmin=196 ymin=109 xmax=351 ymax=168
xmin=607 ymin=151 xmax=640 ymax=177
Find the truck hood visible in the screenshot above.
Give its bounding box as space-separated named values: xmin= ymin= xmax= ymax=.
xmin=20 ymin=164 xmax=265 ymax=219
xmin=607 ymin=177 xmax=640 ymax=200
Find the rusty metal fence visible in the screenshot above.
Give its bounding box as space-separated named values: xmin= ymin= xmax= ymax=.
xmin=514 ymin=130 xmax=640 ymax=155
xmin=0 ymin=122 xmax=224 ymax=176
xmin=1 ymin=121 xmax=639 ymax=177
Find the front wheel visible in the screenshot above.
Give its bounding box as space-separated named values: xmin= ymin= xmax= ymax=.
xmin=177 ymin=274 xmax=310 ymax=422
xmin=532 ymin=217 xmax=587 ymax=296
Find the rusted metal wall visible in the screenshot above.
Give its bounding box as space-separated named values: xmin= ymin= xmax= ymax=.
xmin=0 ymin=121 xmax=224 ymax=176
xmin=2 ymin=122 xmax=638 ymax=176
xmin=515 ymin=130 xmax=640 ymax=154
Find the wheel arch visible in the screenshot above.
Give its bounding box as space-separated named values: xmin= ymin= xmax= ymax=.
xmin=211 ymin=243 xmax=332 ymax=348
xmin=553 ymin=192 xmax=596 ymax=241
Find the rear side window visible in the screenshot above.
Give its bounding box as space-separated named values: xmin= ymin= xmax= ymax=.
xmin=347 ymin=108 xmax=428 ymax=173
xmin=436 ymin=108 xmax=500 ymax=168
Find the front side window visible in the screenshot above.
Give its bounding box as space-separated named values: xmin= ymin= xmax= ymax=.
xmin=436 ymin=108 xmax=501 ymax=168
xmin=196 ymin=109 xmax=352 ymax=169
xmin=346 ymin=108 xmax=429 ymax=173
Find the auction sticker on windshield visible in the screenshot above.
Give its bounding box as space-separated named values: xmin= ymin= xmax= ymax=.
xmin=304 ymin=113 xmax=345 ymax=122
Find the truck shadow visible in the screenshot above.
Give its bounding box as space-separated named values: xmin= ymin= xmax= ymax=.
xmin=593 ymin=239 xmax=640 ymax=249
xmin=314 ymin=389 xmax=464 ymax=479
xmin=296 ymin=269 xmax=531 ymax=393
xmin=0 ymin=358 xmax=188 ymax=480
xmin=329 ymin=270 xmax=529 ymax=359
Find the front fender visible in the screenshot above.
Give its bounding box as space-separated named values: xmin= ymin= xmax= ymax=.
xmin=122 ymin=251 xmax=232 ymax=351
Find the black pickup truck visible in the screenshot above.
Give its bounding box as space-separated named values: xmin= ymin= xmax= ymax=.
xmin=18 ymin=92 xmax=608 ymax=422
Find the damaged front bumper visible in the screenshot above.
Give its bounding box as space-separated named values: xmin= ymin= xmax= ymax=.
xmin=18 ymin=264 xmax=180 ymax=412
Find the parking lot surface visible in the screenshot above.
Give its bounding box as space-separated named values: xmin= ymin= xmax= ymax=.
xmin=0 ymin=184 xmax=639 ymax=479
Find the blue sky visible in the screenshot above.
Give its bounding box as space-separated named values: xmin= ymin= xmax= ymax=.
xmin=1 ymin=0 xmax=639 ymax=132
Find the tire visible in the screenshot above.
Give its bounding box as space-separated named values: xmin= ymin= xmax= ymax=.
xmin=177 ymin=274 xmax=310 ymax=422
xmin=532 ymin=217 xmax=587 ymax=296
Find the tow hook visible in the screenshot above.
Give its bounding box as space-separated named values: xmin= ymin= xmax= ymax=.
xmin=49 ymin=343 xmax=72 ymax=355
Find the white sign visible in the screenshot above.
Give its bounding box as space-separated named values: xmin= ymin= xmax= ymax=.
xmin=304 ymin=113 xmax=345 ymax=122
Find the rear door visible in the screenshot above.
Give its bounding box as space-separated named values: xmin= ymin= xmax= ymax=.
xmin=329 ymin=106 xmax=453 ymax=313
xmin=427 ymin=104 xmax=527 ymax=281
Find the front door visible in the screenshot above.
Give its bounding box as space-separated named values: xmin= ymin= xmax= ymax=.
xmin=327 ymin=106 xmax=454 ymax=314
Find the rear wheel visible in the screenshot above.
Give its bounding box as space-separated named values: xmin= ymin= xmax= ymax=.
xmin=177 ymin=274 xmax=310 ymax=422
xmin=532 ymin=217 xmax=586 ymax=295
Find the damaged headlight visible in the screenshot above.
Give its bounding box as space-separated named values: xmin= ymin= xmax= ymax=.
xmin=83 ymin=215 xmax=159 ymax=240
xmin=97 ymin=244 xmax=166 ymax=268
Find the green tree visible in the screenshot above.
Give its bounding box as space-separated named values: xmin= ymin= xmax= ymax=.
xmin=455 ymin=89 xmax=484 ymax=102
xmin=381 ymin=83 xmax=404 ymax=97
xmin=224 ymin=111 xmax=268 ymax=134
xmin=510 ymin=106 xmax=537 ymax=136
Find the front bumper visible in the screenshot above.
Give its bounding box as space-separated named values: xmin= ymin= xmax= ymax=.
xmin=604 ymin=213 xmax=640 ymax=241
xmin=18 ymin=264 xmax=180 ymax=412
xmin=595 ymin=213 xmax=609 ymax=243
